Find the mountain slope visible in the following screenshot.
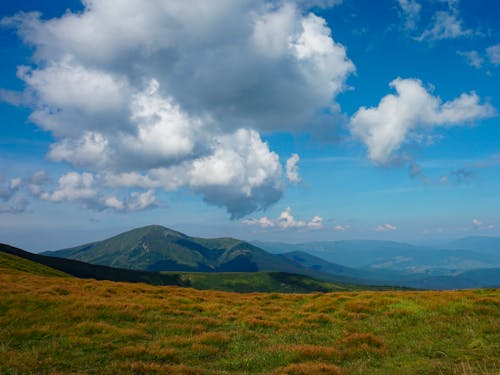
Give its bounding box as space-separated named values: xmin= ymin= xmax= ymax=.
xmin=44 ymin=225 xmax=319 ymax=275
xmin=0 ymin=243 xmax=186 ymax=286
xmin=0 ymin=243 xmax=374 ymax=293
xmin=0 ymin=250 xmax=69 ymax=278
xmin=444 ymin=236 xmax=500 ymax=255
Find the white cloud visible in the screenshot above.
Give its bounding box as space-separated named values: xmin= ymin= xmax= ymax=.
xmin=1 ymin=0 xmax=355 ymax=217
xmin=37 ymin=172 xmax=157 ymax=212
xmin=334 ymin=224 xmax=349 ymax=231
xmin=243 ymin=207 xmax=323 ymax=230
xmin=350 ymin=78 xmax=495 ymax=164
xmin=286 ymin=154 xmax=302 ymax=184
xmin=416 ymin=0 xmax=475 ymax=42
xmin=486 ymin=44 xmax=500 ymax=65
xmin=457 ymin=50 xmax=483 ymax=69
xmin=472 ymin=218 xmax=482 ymax=226
xmin=397 ymin=0 xmax=421 ymax=30
xmin=0 ymin=177 xmax=28 ymax=214
xmin=375 ymin=223 xmax=397 ymax=232
xmin=40 ymin=172 xmax=97 ymax=202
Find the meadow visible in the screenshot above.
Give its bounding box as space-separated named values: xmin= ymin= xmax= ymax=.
xmin=0 ymin=252 xmax=499 ymax=374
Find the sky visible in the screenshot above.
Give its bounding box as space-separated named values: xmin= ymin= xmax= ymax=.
xmin=0 ymin=0 xmax=499 ymax=251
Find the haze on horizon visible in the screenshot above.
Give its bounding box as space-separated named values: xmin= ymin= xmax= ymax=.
xmin=0 ymin=0 xmax=499 ymax=251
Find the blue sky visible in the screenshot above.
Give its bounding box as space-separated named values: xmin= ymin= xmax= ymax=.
xmin=0 ymin=0 xmax=499 ymax=251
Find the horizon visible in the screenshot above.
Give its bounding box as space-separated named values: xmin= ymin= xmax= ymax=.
xmin=1 ymin=0 xmax=499 ymax=250
xmin=3 ymin=222 xmax=499 ymax=254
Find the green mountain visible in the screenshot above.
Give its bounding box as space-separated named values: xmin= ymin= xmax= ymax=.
xmin=44 ymin=225 xmax=315 ymax=275
xmin=0 ymin=243 xmax=370 ymax=293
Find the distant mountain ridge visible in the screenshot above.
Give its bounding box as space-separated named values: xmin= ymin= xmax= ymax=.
xmin=44 ymin=225 xmax=317 ymax=275
xmin=41 ymin=225 xmax=500 ymax=289
xmin=253 ymin=239 xmax=500 ymax=272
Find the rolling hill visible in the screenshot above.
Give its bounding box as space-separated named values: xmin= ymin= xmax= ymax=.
xmin=0 ymin=243 xmax=363 ymax=293
xmin=1 ymin=251 xmax=498 ymax=374
xmin=40 ymin=226 xmax=500 ymax=289
xmin=0 ymin=243 xmax=186 ymax=286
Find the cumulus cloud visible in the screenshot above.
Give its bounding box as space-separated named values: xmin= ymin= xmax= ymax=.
xmin=472 ymin=218 xmax=482 ymax=227
xmin=350 ymin=78 xmax=495 ymax=164
xmin=243 ymin=207 xmax=323 ymax=230
xmin=37 ymin=172 xmax=157 ymax=212
xmin=286 ymin=154 xmax=302 ymax=184
xmin=486 ymin=44 xmax=500 ymax=65
xmin=375 ymin=223 xmax=397 ymax=232
xmin=1 ymin=0 xmax=355 ymax=217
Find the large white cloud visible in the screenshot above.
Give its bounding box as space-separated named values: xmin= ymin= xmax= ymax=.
xmin=2 ymin=0 xmax=354 ymax=218
xmin=350 ymin=78 xmax=495 ymax=164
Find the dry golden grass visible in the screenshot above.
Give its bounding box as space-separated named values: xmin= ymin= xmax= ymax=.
xmin=0 ymin=263 xmax=499 ymax=374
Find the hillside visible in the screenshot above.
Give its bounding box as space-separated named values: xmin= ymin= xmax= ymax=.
xmin=1 ymin=259 xmax=498 ymax=374
xmin=0 ymin=251 xmax=69 ymax=278
xmin=0 ymin=243 xmax=186 ymax=287
xmin=44 ymin=225 xmax=311 ymax=275
xmin=1 ymin=244 xmax=366 ymax=293
xmin=444 ymin=236 xmax=500 ymax=255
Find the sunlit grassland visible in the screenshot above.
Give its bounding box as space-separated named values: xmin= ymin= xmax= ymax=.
xmin=0 ymin=261 xmax=498 ymax=374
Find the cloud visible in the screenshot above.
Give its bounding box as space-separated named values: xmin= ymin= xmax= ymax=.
xmin=286 ymin=154 xmax=302 ymax=184
xmin=350 ymin=78 xmax=495 ymax=164
xmin=486 ymin=44 xmax=500 ymax=65
xmin=397 ymin=0 xmax=421 ymax=31
xmin=1 ymin=0 xmax=355 ymax=218
xmin=471 ymin=218 xmax=495 ymax=231
xmin=416 ymin=1 xmax=475 ymax=41
xmin=37 ymin=172 xmax=157 ymax=212
xmin=0 ymin=177 xmax=28 ymax=214
xmin=334 ymin=224 xmax=349 ymax=231
xmin=439 ymin=168 xmax=474 ymax=185
xmin=242 ymin=207 xmax=323 ymax=230
xmin=375 ymin=223 xmax=397 ymax=232
xmin=457 ymin=50 xmax=483 ymax=69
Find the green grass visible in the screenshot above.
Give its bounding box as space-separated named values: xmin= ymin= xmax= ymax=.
xmin=3 ymin=244 xmax=395 ymax=293
xmin=174 ymin=272 xmax=352 ymax=293
xmin=0 ymin=251 xmax=69 ymax=277
xmin=0 ymin=258 xmax=498 ymax=374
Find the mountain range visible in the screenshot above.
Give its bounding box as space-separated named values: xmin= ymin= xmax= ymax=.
xmin=39 ymin=225 xmax=500 ymax=290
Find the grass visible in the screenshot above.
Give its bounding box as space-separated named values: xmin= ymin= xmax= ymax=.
xmin=171 ymin=272 xmax=355 ymax=293
xmin=0 ymin=258 xmax=499 ymax=374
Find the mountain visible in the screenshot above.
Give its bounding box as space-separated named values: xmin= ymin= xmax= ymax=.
xmin=43 ymin=225 xmax=314 ymax=275
xmin=397 ymin=268 xmax=500 ymax=290
xmin=0 ymin=243 xmax=374 ymax=293
xmin=443 ymin=236 xmax=500 ymax=256
xmin=282 ymin=250 xmax=409 ymax=283
xmin=254 ymin=240 xmax=500 ymax=273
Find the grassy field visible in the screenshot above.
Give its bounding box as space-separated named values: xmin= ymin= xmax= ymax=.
xmin=0 ymin=256 xmax=499 ymax=374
